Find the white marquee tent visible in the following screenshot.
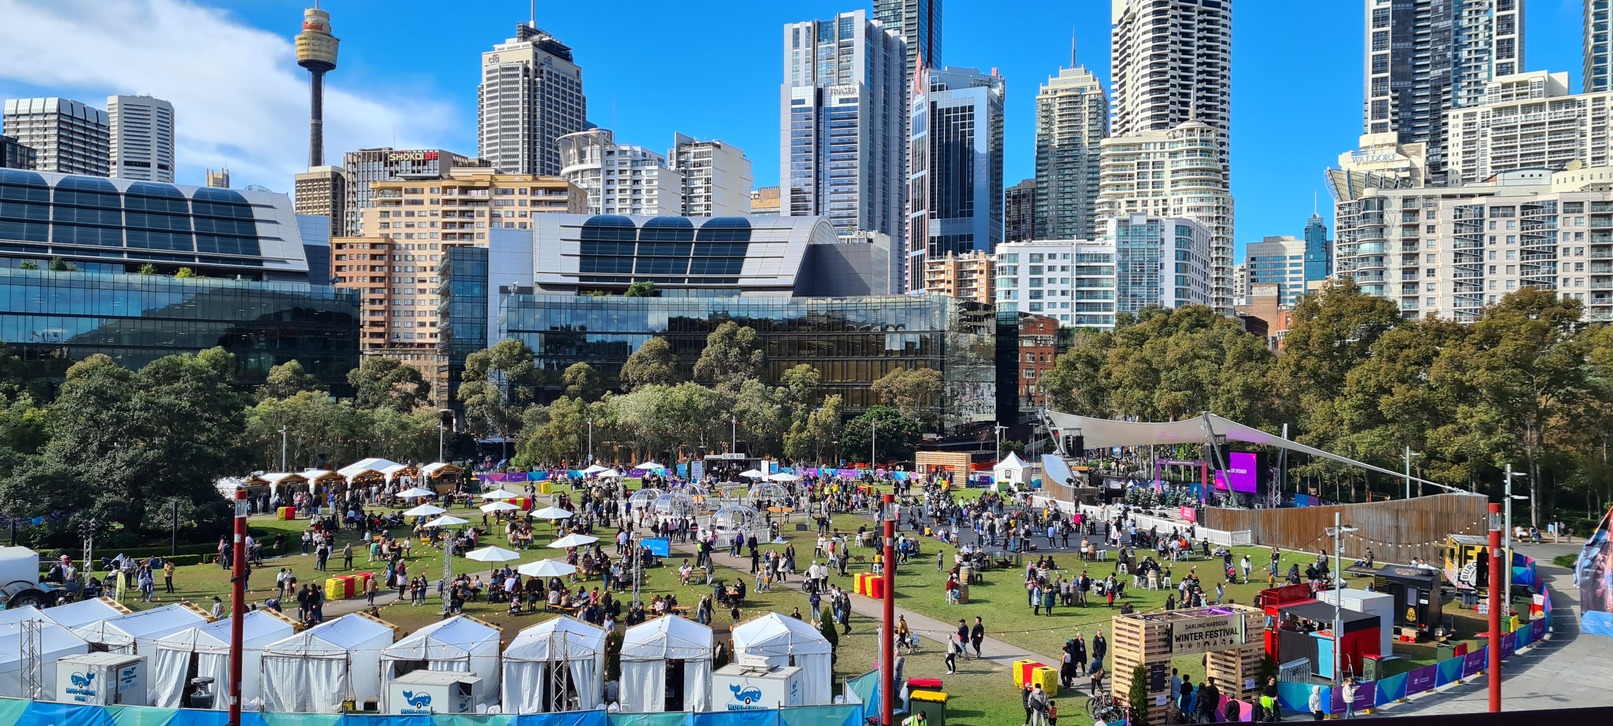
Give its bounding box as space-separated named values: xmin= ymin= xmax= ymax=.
xmin=260 ymin=613 xmax=395 ymax=713
xmin=72 ymin=603 xmax=209 ymax=655
xmin=150 ymin=610 xmax=297 ymax=709
xmin=730 ymin=613 xmax=833 ymax=705
xmin=619 ymin=616 xmax=713 ymax=713
xmin=501 ymin=616 xmax=607 ymax=714
xmin=0 ymin=608 xmax=91 ymax=699
xmin=992 ymin=452 xmax=1034 ymax=487
xmin=37 ymin=598 xmax=128 ymax=630
xmin=379 ymin=615 xmax=502 ymax=711
xmin=338 ymin=458 xmax=402 ymax=484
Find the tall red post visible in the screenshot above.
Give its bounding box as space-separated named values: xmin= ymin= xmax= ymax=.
xmin=229 ymin=489 xmax=248 ymax=725
xmin=881 ymin=493 xmax=896 ymax=726
xmin=1487 ymin=502 xmax=1503 ymax=713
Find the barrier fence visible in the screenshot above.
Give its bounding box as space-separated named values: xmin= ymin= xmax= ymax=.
xmin=0 ymin=700 xmax=867 ymax=726
xmin=1201 ymin=494 xmax=1490 ymax=564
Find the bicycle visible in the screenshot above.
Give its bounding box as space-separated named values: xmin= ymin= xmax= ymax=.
xmin=1085 ymin=692 xmax=1124 ymax=722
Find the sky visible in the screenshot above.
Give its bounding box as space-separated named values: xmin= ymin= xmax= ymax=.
xmin=0 ymin=0 xmax=1587 ymax=258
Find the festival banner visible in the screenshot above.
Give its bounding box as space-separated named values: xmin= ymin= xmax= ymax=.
xmin=641 ymin=537 xmax=671 ymax=557
xmin=1332 ymin=681 xmax=1374 ymax=714
xmin=1405 ymin=664 xmax=1438 ymax=695
xmin=506 ymin=472 xmax=529 ymax=482
xmin=1373 ymin=672 xmax=1407 ymax=705
xmin=1461 ymin=649 xmax=1487 ymax=679
xmin=1435 ymin=657 xmax=1463 ymax=686
xmin=1500 ymin=632 xmax=1516 ymax=658
xmin=1179 ymin=506 xmax=1197 ymax=523
xmin=1532 ymin=618 xmax=1547 ymax=641
xmin=1277 ymin=682 xmax=1323 ymax=713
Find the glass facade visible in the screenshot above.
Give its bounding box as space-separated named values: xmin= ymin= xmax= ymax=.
xmin=0 ymin=268 xmax=359 ymax=393
xmin=500 ymin=294 xmax=996 ymax=431
xmin=439 ymin=246 xmax=490 ymax=406
xmin=576 ymin=215 xmax=753 ymax=286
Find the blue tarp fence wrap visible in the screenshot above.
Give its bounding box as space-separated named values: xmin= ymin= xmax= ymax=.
xmin=0 ymin=700 xmax=867 ymax=726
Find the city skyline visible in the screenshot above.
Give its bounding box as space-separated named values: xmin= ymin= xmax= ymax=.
xmin=0 ymin=0 xmax=1587 ymax=258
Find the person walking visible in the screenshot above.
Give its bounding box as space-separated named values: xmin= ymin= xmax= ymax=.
xmin=366 ymin=576 xmax=379 ymax=606
xmin=1196 ymin=677 xmax=1220 ymax=724
xmin=970 ymin=617 xmax=985 ymax=659
xmin=1178 ymin=676 xmax=1196 ymax=724
xmin=342 ymin=543 xmax=354 ymax=570
xmin=1020 ymin=684 xmax=1034 ymax=726
xmin=1308 ymin=686 xmax=1324 ymax=721
xmin=163 ymin=559 xmax=176 ymax=594
xmin=1341 ymin=677 xmax=1359 ymax=719
xmin=945 ymin=635 xmax=960 ymax=674
xmin=1028 ymin=684 xmax=1050 ymax=726
xmin=1071 ymin=634 xmax=1087 ymax=677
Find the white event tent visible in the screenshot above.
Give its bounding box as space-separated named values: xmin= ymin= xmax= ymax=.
xmin=150 ymin=610 xmax=297 ymax=709
xmin=992 ymin=452 xmax=1034 ymax=487
xmin=72 ymin=602 xmax=209 ymax=655
xmin=501 ymin=617 xmax=607 ymax=714
xmin=0 ymin=609 xmax=91 ymax=699
xmin=619 ymin=616 xmax=713 ymax=713
xmin=379 ymin=615 xmax=501 ymax=711
xmin=16 ymin=598 xmax=124 ymax=629
xmin=730 ymin=613 xmax=834 ymax=705
xmin=260 ymin=613 xmax=395 ymax=713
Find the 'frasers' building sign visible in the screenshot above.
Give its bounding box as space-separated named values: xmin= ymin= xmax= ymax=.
xmin=1169 ymin=614 xmax=1247 ymax=655
xmin=388 ymin=151 xmax=439 ymax=163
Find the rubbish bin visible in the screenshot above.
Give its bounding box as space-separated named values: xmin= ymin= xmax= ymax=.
xmin=909 ymin=689 xmax=948 ymax=726
xmin=187 ymin=677 xmax=215 ymax=710
xmin=1437 ymin=641 xmax=1459 ymax=661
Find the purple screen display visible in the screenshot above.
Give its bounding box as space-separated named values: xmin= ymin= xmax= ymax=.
xmin=1213 ymin=452 xmax=1259 ymax=493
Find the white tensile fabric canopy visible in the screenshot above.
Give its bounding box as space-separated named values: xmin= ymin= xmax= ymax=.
xmin=993 ymin=452 xmax=1033 ymax=486
xmin=338 ymin=458 xmax=402 ymax=481
xmin=0 ymin=609 xmax=90 ymax=699
xmin=420 ymin=462 xmax=461 ymax=478
xmin=380 ymin=616 xmax=502 ymax=710
xmin=1046 ymin=411 xmax=1464 ymax=489
xmin=27 ymin=597 xmax=124 ymax=629
xmin=502 ymin=617 xmax=607 ymax=714
xmin=619 ymin=616 xmax=714 ymax=713
xmin=380 ymin=463 xmax=413 ymax=483
xmin=71 ymin=602 xmax=208 ymax=655
xmin=730 ymin=613 xmax=833 ymax=705
xmin=150 ymin=610 xmax=296 ymax=709
xmin=260 ymin=613 xmax=395 ymax=713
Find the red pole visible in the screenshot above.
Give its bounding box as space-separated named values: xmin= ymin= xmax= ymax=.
xmin=229 ymin=489 xmax=248 ymax=724
xmin=1487 ymin=502 xmax=1503 ymax=713
xmin=881 ymin=492 xmax=896 ymax=726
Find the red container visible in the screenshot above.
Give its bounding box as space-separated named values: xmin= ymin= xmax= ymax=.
xmin=908 ymin=678 xmax=943 ymax=690
xmin=867 ymin=577 xmax=886 ymax=599
xmin=1016 ymin=660 xmax=1047 ymax=687
xmin=337 ymin=575 xmax=355 ymax=598
xmin=355 ymin=572 xmax=373 ymax=591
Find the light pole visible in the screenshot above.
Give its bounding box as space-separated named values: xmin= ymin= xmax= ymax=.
xmin=1503 ymin=465 xmax=1528 ymax=620
xmin=1487 ymin=502 xmax=1504 ymax=712
xmin=279 ymin=426 xmax=288 ymax=472
xmin=731 ymin=417 xmax=737 ymax=454
xmin=587 ymin=419 xmax=594 ymax=464
xmin=1326 ymin=513 xmax=1358 ymax=683
xmin=871 ymin=417 xmax=878 ymax=471
xmin=438 ymin=419 xmax=446 ymax=463
xmin=1404 ymin=447 xmax=1421 ymax=500
xmin=995 ymin=424 xmax=1008 ymax=461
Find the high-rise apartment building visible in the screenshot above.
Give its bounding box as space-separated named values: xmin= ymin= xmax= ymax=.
xmin=107 ymin=95 xmax=175 ymax=183
xmin=330 ymin=169 xmax=585 ymax=401
xmin=293 ymin=165 xmax=345 ymax=238
xmin=1 ymin=98 xmax=109 ymax=177
xmin=557 ymin=129 xmax=682 ymax=216
xmin=873 ymin=0 xmax=942 ymax=80
xmin=994 ymin=239 xmax=1117 ymax=329
xmin=1106 ymin=0 xmax=1234 ymax=313
xmin=1589 ymin=0 xmax=1611 ymax=93
xmin=479 ymin=23 xmax=587 ymax=177
xmin=1447 ymin=71 xmax=1613 ymax=184
xmin=1304 ymin=212 xmax=1332 ymax=282
xmin=669 ymin=133 xmax=753 ymax=217
xmin=1363 ymin=0 xmax=1524 ymax=181
xmin=1 ymin=136 xmax=34 ymax=170
xmin=908 ymin=66 xmax=1004 ymax=291
xmin=923 ymin=250 xmax=994 ymax=305
xmin=1333 ymin=166 xmax=1613 ymax=322
xmin=1034 ymin=64 xmax=1109 ymax=241
xmin=1106 ymin=214 xmax=1213 ymax=315
xmin=1243 ymin=235 xmax=1308 ymax=307
xmin=781 ymin=10 xmax=907 ymax=295
xmin=750 ymin=187 xmax=780 ymax=216
xmin=341 ymin=148 xmax=485 ymax=237
xmin=1096 ymin=122 xmax=1235 ymax=311
xmin=1005 ymin=179 xmax=1038 ymax=243
xmin=205 ymin=168 xmax=230 ymax=188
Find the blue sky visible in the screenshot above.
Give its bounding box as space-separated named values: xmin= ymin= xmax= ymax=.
xmin=0 ymin=0 xmax=1587 ymax=257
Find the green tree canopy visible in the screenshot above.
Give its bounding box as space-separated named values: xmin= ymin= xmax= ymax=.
xmin=258 ymin=359 xmax=326 ymax=400
xmin=620 ymin=336 xmax=679 ymax=391
xmin=842 ymin=405 xmax=922 ymax=465
xmin=459 ymin=339 xmax=541 ymax=440
xmin=561 ymin=361 xmax=603 ymax=400
xmin=347 ymin=356 xmax=431 ymax=412
xmin=871 ymin=366 xmax=944 ymax=428
xmin=693 ymin=322 xmax=765 ymax=392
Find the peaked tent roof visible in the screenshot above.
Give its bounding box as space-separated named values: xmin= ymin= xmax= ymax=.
xmin=72 ymin=603 xmax=208 ymax=648
xmin=382 ymin=615 xmax=499 ymax=662
xmin=731 ymin=613 xmax=831 ymax=657
xmin=154 ymin=610 xmax=295 ymax=654
xmin=504 ymin=616 xmax=607 ymax=662
xmin=262 ymin=613 xmax=393 ymax=657
xmin=338 ymin=458 xmax=402 ymax=479
xmin=994 ymin=452 xmax=1031 ymax=471
xmin=1045 ymin=411 xmax=1469 ymax=492
xmin=620 ymin=615 xmax=713 ymax=662
xmin=28 ymin=599 xmax=126 ymax=629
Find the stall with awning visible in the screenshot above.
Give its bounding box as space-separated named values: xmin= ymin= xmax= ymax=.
xmin=619 ymin=616 xmax=713 ymax=713
xmin=149 ymin=609 xmax=297 ymax=709
xmin=260 ymin=613 xmax=396 ymax=713
xmin=731 ymin=613 xmax=833 ymax=705
xmin=502 ymin=617 xmax=606 ymax=714
xmin=72 ymin=602 xmax=210 ymax=655
xmin=379 ymin=615 xmax=501 ymax=711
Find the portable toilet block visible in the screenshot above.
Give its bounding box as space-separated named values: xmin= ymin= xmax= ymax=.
xmin=387 ymin=670 xmax=481 ymax=715
xmin=710 ymin=664 xmax=802 ymax=711
xmin=56 ymin=652 xmax=146 ymax=705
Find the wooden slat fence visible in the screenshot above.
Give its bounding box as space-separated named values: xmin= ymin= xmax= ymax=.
xmin=1201 ymin=493 xmax=1491 ymax=564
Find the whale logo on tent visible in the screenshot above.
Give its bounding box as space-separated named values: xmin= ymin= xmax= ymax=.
xmin=70 ymin=672 xmax=95 ymax=688
xmin=730 ymin=684 xmax=763 ymax=705
xmin=402 ymin=691 xmax=432 ymax=709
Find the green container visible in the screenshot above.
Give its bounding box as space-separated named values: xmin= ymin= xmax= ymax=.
xmin=909 ymin=693 xmax=948 ymax=726
xmin=1437 ymin=642 xmax=1459 ymax=661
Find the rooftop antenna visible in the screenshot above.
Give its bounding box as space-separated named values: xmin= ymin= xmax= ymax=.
xmin=1071 ymin=29 xmax=1077 ymax=68
xmin=1313 ymin=191 xmax=1318 ymax=215
xmin=530 ymin=0 xmax=536 ymax=28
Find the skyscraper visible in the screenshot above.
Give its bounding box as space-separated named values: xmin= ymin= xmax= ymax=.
xmin=107 ymin=95 xmax=175 ymax=183
xmin=1105 ymin=0 xmax=1234 ymax=312
xmin=670 ymin=134 xmax=754 ymax=217
xmin=340 ymin=148 xmax=485 ymax=237
xmin=294 ymin=6 xmax=339 ymax=168
xmin=293 ymin=165 xmax=345 ymax=237
xmin=1363 ymin=0 xmax=1524 ymax=181
xmin=1446 ymin=71 xmax=1613 ymax=184
xmin=1 ymin=98 xmax=109 ymax=176
xmin=1590 ymin=0 xmax=1611 ymax=93
xmin=1243 ymin=235 xmax=1308 ymax=308
xmin=781 ymin=10 xmax=907 ymax=294
xmin=873 ymin=0 xmax=942 ymax=79
xmin=908 ymin=66 xmax=1004 ymax=291
xmin=479 ymin=23 xmax=588 ymax=177
xmin=1303 ymin=211 xmax=1331 ymax=284
xmin=558 ymin=129 xmax=682 ymax=216
xmin=1034 ymin=64 xmax=1108 ymax=241
xmin=1004 ymin=179 xmax=1038 ymax=243
xmin=1 ymin=136 xmax=35 ymax=170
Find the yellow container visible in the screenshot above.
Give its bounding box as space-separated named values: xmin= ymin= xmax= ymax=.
xmin=538 ymin=480 xmax=552 ymax=495
xmin=324 ymin=578 xmax=344 ymax=601
xmin=910 ymin=690 xmax=948 ymax=703
xmin=1014 ymin=659 xmax=1045 ymax=687
xmin=1031 ymin=666 xmax=1060 ymax=697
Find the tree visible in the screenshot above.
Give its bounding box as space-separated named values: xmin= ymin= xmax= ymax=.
xmin=1275 ymin=279 xmax=1402 ymax=425
xmin=623 ymin=280 xmax=659 ymax=297
xmin=1038 ymin=330 xmax=1113 ymax=415
xmin=842 ymin=406 xmax=922 ymax=464
xmin=1128 ymin=663 xmax=1152 ymax=726
xmin=561 ymin=361 xmax=602 ymax=401
xmin=174 ymin=266 xmax=198 ymax=278
xmin=871 ymin=367 xmax=944 ymax=428
xmin=47 ymin=258 xmax=76 ymax=272
xmin=516 ymin=395 xmax=588 ymax=466
xmin=779 ymin=363 xmax=824 ymax=421
xmin=459 ymin=339 xmax=541 ymax=441
xmin=693 ymin=322 xmax=765 ymax=392
xmin=785 ymin=394 xmax=844 ymax=464
xmin=243 ymin=390 xmax=369 ymax=470
xmin=258 ymin=360 xmax=326 ymax=400
xmin=138 ymin=263 xmax=158 ymax=275
xmin=347 ymin=356 xmax=431 ymax=412
xmin=17 ymin=260 xmax=38 ymax=270
xmin=620 ymin=337 xmax=679 ymax=391
xmin=733 ymin=379 xmax=788 ymax=456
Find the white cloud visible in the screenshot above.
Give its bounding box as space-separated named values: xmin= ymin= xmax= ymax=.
xmin=0 ymin=0 xmax=460 ymax=190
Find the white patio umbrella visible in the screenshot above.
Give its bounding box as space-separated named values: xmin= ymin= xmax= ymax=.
xmin=464 ymin=545 xmax=522 ymax=563
xmin=637 ymin=461 xmax=666 ymax=470
xmin=480 ymin=501 xmax=520 ymax=513
xmin=739 ymin=469 xmax=766 ymax=479
xmin=481 ymin=489 xmax=520 ymax=500
xmin=547 ymin=534 xmax=600 ymax=549
xmin=424 ymin=515 xmax=469 ymax=528
xmin=517 ymin=559 xmax=577 ymax=578
xmin=599 ymin=469 xmax=622 ymax=478
xmin=582 ymin=464 xmax=610 ymax=475
xmin=396 ymin=487 xmax=435 ymax=499
xmin=767 ymin=472 xmax=799 ymax=482
xmin=529 ymin=506 xmax=574 ymax=520
xmin=402 ymin=503 xmax=447 ymax=518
